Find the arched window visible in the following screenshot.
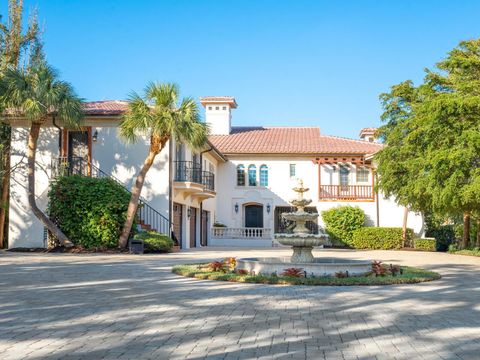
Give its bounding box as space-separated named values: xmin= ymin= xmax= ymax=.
xmin=237 ymin=165 xmax=245 ymax=186
xmin=248 ymin=165 xmax=257 ymax=186
xmin=260 ymin=165 xmax=268 ymax=186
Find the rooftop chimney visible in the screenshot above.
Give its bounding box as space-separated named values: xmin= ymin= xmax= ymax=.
xmin=359 ymin=128 xmax=378 ymax=143
xmin=200 ymin=96 xmax=237 ymax=135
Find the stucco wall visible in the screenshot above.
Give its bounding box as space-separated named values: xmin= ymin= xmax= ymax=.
xmin=215 ymin=156 xmax=424 ymax=237
xmin=9 ymin=126 xmax=60 ymax=248
xmin=91 ymin=125 xmax=170 ymax=219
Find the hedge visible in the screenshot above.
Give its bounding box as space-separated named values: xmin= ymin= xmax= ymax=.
xmin=414 ymin=238 xmax=437 ymax=252
xmin=351 ymin=227 xmax=414 ymax=250
xmin=48 ymin=175 xmax=131 ymax=248
xmin=321 ymin=206 xmax=365 ymax=246
xmin=134 ymin=231 xmax=174 ymax=253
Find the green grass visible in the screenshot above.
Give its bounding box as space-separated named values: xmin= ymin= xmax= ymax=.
xmin=172 ymin=263 xmax=441 ymax=286
xmin=448 ymin=248 xmax=480 ymax=257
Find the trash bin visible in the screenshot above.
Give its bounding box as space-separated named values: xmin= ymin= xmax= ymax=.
xmin=129 ymin=239 xmax=144 ymax=254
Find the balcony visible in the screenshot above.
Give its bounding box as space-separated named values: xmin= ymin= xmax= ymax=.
xmin=173 ymin=161 xmax=215 ymax=200
xmin=319 ymin=185 xmax=374 ymax=201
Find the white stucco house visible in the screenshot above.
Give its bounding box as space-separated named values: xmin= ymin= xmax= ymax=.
xmin=6 ymin=96 xmax=423 ymax=249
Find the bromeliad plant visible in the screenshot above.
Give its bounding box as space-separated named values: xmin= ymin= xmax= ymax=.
xmin=280 ymin=268 xmax=304 ymax=278
xmin=208 ymin=261 xmax=226 ymax=272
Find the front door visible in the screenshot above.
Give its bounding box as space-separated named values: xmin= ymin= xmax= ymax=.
xmin=201 ymin=210 xmax=209 ymax=246
xmin=173 ymin=203 xmax=183 ymax=248
xmin=68 ymin=130 xmax=89 ymax=175
xmin=189 ymin=207 xmax=197 ymax=248
xmin=245 ymin=205 xmax=263 ymax=228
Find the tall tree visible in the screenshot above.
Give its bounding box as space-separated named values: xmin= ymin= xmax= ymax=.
xmin=118 ymin=83 xmax=207 ymax=249
xmin=1 ymin=65 xmax=83 ymax=247
xmin=376 ymin=39 xmax=480 ymax=248
xmin=0 ymin=0 xmax=42 ymax=248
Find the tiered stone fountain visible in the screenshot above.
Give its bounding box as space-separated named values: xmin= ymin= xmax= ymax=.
xmin=236 ymin=180 xmax=371 ymax=277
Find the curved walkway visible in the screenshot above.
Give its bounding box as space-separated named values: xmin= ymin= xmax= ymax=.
xmin=0 ymin=248 xmax=479 ymax=360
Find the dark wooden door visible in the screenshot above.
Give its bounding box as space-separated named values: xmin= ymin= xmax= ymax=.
xmin=173 ymin=203 xmax=183 ymax=248
xmin=201 ymin=210 xmax=209 ymax=246
xmin=189 ymin=207 xmax=197 ymax=248
xmin=245 ymin=205 xmax=263 ymax=228
xmin=68 ymin=131 xmax=89 ymax=175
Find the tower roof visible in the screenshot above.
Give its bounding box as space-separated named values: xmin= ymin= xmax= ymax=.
xmin=199 ymin=96 xmax=237 ymax=109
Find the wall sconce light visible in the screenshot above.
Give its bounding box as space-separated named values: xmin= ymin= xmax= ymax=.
xmin=266 ymin=204 xmax=271 ymax=214
xmin=92 ymin=129 xmax=98 ymax=142
xmin=187 ymin=207 xmax=192 ymax=218
xmin=234 ymin=203 xmax=239 ymax=213
xmin=332 ymin=165 xmax=336 ymax=172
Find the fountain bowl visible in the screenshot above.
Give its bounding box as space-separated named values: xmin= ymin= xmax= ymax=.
xmin=236 ymin=257 xmax=372 ymax=277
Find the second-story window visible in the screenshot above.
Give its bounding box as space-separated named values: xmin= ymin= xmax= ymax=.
xmin=260 ymin=165 xmax=268 ymax=186
xmin=248 ymin=165 xmax=257 ymax=186
xmin=289 ymin=164 xmax=296 ymax=177
xmin=356 ymin=167 xmax=369 ymax=183
xmin=237 ymin=165 xmax=245 ymax=186
xmin=339 ymin=166 xmax=350 ymax=189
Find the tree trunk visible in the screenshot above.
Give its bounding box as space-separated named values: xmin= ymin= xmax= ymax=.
xmin=118 ymin=150 xmax=158 ymax=249
xmin=462 ymin=212 xmax=470 ymax=249
xmin=402 ymin=206 xmax=409 ymax=247
xmin=27 ymin=122 xmax=73 ymax=247
xmin=476 ymin=218 xmax=480 ymax=248
xmin=0 ymin=150 xmax=10 ymax=248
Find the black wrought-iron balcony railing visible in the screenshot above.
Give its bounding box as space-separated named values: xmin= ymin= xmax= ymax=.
xmin=174 ymin=161 xmax=215 ymax=192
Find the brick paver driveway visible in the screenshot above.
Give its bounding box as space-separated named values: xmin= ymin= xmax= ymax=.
xmin=0 ymin=248 xmax=479 ymax=360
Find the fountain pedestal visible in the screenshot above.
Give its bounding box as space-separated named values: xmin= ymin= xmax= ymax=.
xmin=291 ymin=246 xmax=314 ymax=263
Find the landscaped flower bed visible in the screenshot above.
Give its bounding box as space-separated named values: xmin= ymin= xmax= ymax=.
xmin=172 ymin=260 xmax=440 ymax=286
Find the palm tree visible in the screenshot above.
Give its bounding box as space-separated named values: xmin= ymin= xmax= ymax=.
xmin=118 ymin=82 xmax=207 ymax=249
xmin=1 ymin=64 xmax=83 ymax=247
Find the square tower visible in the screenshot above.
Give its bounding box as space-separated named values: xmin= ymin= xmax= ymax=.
xmin=200 ymin=96 xmax=238 ymax=135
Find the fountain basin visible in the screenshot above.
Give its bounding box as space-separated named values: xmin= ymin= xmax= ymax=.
xmin=236 ymin=257 xmax=372 ymax=277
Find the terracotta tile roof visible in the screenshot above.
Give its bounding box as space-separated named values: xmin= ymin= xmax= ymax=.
xmin=208 ymin=126 xmax=383 ymax=155
xmin=82 ymin=100 xmax=128 ymax=115
xmin=200 ymin=96 xmax=237 ymax=108
xmin=359 ymin=127 xmax=378 ymax=136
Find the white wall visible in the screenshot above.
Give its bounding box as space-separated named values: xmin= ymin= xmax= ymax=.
xmin=204 ymin=103 xmax=232 ymax=135
xmin=215 ymin=156 xmax=424 ymax=237
xmin=91 ymin=126 xmax=170 ymax=219
xmin=9 ymin=126 xmax=60 ymax=248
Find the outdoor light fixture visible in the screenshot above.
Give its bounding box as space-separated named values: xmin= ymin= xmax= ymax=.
xmin=234 ymin=203 xmax=239 ymax=213
xmin=187 ymin=207 xmax=192 ymax=218
xmin=266 ymin=204 xmax=271 ymax=213
xmin=92 ymin=129 xmax=98 ymax=142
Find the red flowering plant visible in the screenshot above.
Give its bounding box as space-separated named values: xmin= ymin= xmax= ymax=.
xmin=208 ymin=261 xmax=226 ymax=272
xmin=280 ymin=268 xmax=304 ymax=278
xmin=371 ymin=261 xmax=388 ymax=277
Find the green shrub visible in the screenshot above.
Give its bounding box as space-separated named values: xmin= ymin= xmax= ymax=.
xmin=414 ymin=238 xmax=437 ymax=251
xmin=48 ymin=175 xmax=131 ymax=248
xmin=425 ymin=215 xmax=455 ymax=251
xmin=134 ymin=231 xmax=173 ymax=253
xmin=351 ymin=227 xmax=414 ymax=250
xmin=321 ymin=206 xmax=365 ymax=246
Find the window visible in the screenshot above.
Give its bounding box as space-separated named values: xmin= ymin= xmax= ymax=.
xmin=289 ymin=164 xmax=296 ymax=177
xmin=339 ymin=166 xmax=350 ymax=189
xmin=237 ymin=165 xmax=245 ymax=186
xmin=248 ymin=165 xmax=257 ymax=186
xmin=222 ymin=106 xmax=227 ymax=110
xmin=215 ymin=106 xmax=219 ymax=110
xmin=209 ymin=163 xmax=214 ymax=173
xmin=208 ymin=106 xmax=212 ymax=110
xmin=260 ymin=165 xmax=268 ymax=186
xmin=356 ymin=167 xmax=369 ymax=183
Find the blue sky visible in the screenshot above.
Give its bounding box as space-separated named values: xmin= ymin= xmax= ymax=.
xmin=3 ymin=1 xmax=480 ymax=138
